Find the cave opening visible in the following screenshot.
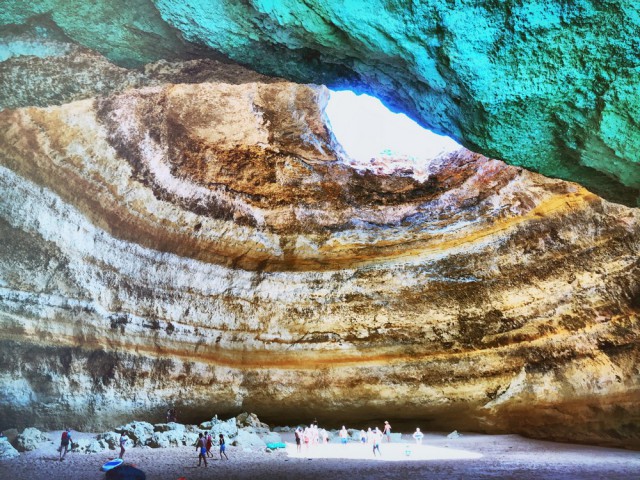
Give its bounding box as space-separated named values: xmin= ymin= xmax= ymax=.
xmin=325 ymin=89 xmax=461 ymax=178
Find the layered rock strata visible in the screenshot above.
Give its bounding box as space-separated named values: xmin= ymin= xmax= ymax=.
xmin=3 ymin=1 xmax=640 ymax=204
xmin=0 ymin=58 xmax=638 ymax=449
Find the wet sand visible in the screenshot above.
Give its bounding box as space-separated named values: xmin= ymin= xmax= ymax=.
xmin=1 ymin=431 xmax=638 ymax=479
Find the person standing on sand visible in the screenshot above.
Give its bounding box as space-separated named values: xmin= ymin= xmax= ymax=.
xmin=372 ymin=427 xmax=382 ymax=456
xmin=339 ymin=426 xmax=348 ymax=445
xmin=119 ymin=431 xmax=129 ymax=459
xmin=360 ymin=429 xmax=366 ymax=444
xmin=295 ymin=427 xmax=302 ymax=453
xmin=383 ymin=421 xmax=392 ymax=442
xmin=205 ymin=431 xmax=213 ymax=457
xmin=219 ymin=433 xmax=229 ymax=460
xmin=196 ymin=432 xmax=208 ymax=467
xmin=413 ymin=427 xmax=424 ymax=445
xmin=59 ymin=428 xmax=72 ymax=461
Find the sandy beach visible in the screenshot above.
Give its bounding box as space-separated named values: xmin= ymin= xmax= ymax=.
xmin=1 ymin=430 xmax=638 ymax=480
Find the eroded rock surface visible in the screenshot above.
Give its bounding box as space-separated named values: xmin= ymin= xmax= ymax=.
xmin=0 ymin=51 xmax=638 ymax=449
xmin=2 ymin=1 xmax=640 ymax=204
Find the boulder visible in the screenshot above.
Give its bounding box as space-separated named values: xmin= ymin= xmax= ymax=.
xmin=0 ymin=437 xmax=19 ymax=459
xmin=208 ymin=416 xmax=238 ymax=439
xmin=16 ymin=428 xmax=50 ymax=452
xmin=183 ymin=432 xmax=199 ymax=447
xmin=153 ymin=422 xmax=185 ymax=433
xmin=232 ymin=430 xmax=266 ymax=449
xmin=273 ymin=426 xmax=291 ymax=433
xmin=115 ymin=422 xmax=154 ymax=447
xmin=148 ymin=432 xmax=170 ymax=448
xmin=198 ymin=421 xmax=213 ymax=430
xmin=447 ymin=430 xmax=462 ymax=439
xmin=164 ymin=430 xmax=183 ymax=447
xmin=72 ymin=438 xmax=107 ymax=453
xmin=236 ymin=412 xmax=269 ymax=430
xmin=259 ymin=432 xmax=282 ymax=445
xmin=2 ymin=429 xmax=19 ymax=446
xmin=97 ymin=431 xmax=120 ymax=450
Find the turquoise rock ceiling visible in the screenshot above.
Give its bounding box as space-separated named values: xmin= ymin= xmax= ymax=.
xmin=1 ymin=0 xmax=640 ymax=206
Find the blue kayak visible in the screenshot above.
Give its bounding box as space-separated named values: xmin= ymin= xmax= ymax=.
xmin=101 ymin=458 xmax=124 ymax=471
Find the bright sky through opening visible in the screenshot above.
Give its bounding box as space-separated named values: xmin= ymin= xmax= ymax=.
xmin=326 ymin=90 xmax=461 ymax=167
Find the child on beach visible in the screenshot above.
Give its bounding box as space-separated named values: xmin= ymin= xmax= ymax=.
xmin=219 ymin=433 xmax=229 ymax=460
xmin=196 ymin=433 xmax=207 ymax=467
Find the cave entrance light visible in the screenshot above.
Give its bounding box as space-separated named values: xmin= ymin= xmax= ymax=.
xmin=325 ymin=90 xmax=461 ymax=180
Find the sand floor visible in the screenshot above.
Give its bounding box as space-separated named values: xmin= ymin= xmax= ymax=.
xmin=1 ymin=431 xmax=639 ymax=479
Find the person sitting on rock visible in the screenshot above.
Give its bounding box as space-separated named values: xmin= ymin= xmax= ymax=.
xmin=59 ymin=428 xmax=72 ymax=461
xmin=413 ymin=427 xmax=424 ymax=445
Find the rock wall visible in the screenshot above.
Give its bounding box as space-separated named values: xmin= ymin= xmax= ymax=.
xmin=0 ymin=49 xmax=638 ymax=448
xmin=2 ymin=1 xmax=640 ymax=204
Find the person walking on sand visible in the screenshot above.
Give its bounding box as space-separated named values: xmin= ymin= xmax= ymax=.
xmin=383 ymin=421 xmax=392 ymax=442
xmin=339 ymin=426 xmax=348 ymax=445
xmin=413 ymin=427 xmax=424 ymax=445
xmin=360 ymin=429 xmax=366 ymax=444
xmin=372 ymin=427 xmax=382 ymax=456
xmin=119 ymin=431 xmax=129 ymax=459
xmin=205 ymin=431 xmax=213 ymax=457
xmin=219 ymin=433 xmax=229 ymax=460
xmin=196 ymin=432 xmax=208 ymax=467
xmin=59 ymin=428 xmax=72 ymax=461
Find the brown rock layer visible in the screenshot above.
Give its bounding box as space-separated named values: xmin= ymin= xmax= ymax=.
xmin=0 ymin=59 xmax=638 ymax=448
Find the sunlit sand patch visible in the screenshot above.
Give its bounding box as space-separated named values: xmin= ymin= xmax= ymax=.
xmin=285 ymin=442 xmax=483 ymax=462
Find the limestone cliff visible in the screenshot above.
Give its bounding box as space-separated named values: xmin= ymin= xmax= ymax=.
xmin=0 ymin=52 xmax=638 ymax=448
xmin=2 ymin=1 xmax=640 ymax=204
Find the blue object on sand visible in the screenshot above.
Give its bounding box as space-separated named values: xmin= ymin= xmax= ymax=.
xmin=101 ymin=458 xmax=124 ymax=471
xmin=266 ymin=442 xmax=286 ymax=449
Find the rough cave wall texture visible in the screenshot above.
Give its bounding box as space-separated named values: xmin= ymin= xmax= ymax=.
xmin=0 ymin=2 xmax=639 ymax=449
xmin=2 ymin=0 xmax=640 ymax=205
xmin=0 ymin=44 xmax=639 ymax=448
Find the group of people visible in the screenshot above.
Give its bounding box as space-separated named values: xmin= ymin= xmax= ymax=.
xmin=295 ymin=420 xmax=425 ymax=457
xmin=338 ymin=421 xmax=391 ymax=456
xmin=196 ymin=431 xmax=229 ymax=467
xmin=294 ymin=423 xmax=330 ymax=452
